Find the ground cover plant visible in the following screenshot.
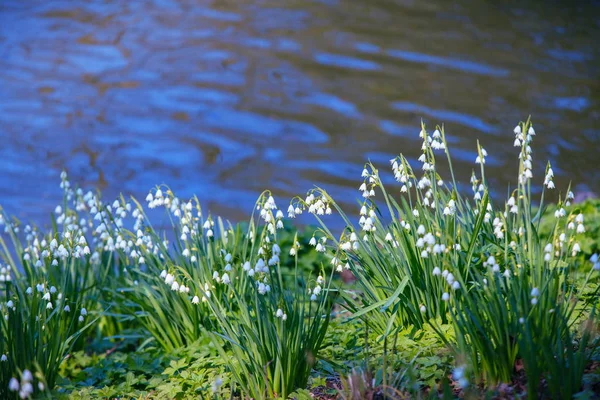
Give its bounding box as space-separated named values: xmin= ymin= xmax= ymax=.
xmin=1 ymin=119 xmax=599 ymax=399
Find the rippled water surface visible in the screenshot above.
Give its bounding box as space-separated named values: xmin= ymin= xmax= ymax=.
xmin=1 ymin=0 xmax=599 ymax=224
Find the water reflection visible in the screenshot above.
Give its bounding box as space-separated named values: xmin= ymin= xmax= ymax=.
xmin=0 ymin=0 xmax=598 ymax=226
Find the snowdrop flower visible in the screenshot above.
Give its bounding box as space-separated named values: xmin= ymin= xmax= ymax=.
xmin=452 ymin=281 xmax=460 ymax=290
xmin=276 ymin=309 xmax=284 ymax=318
xmin=453 ymin=365 xmax=468 ymax=389
xmin=0 ymin=354 xmax=6 ymax=362
xmin=591 ymin=254 xmax=600 ymax=270
xmin=9 ymin=378 xmax=19 ymax=392
xmin=192 ymin=295 xmax=200 ymax=304
xmin=46 ymin=302 xmax=53 ymax=309
xmin=531 ymin=288 xmax=539 ymax=297
xmin=572 ymin=243 xmax=581 ymax=256
xmin=80 ymin=308 xmax=87 ymax=316
xmin=21 ymin=370 xmax=32 ymax=382
xmin=432 ymin=267 xmax=441 ymax=276
xmin=64 ymin=305 xmax=70 ymax=312
xmin=222 ymin=273 xmax=231 ymax=285
xmin=313 ymin=285 xmax=322 ymax=296
xmin=442 ymin=292 xmax=450 ymax=301
xmin=212 ymin=377 xmax=223 ymax=394
xmin=258 ymin=282 xmax=268 ymax=295
xmin=79 ymin=315 xmax=84 ymax=322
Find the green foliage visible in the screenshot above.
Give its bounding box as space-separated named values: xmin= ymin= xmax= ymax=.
xmin=297 ymin=119 xmax=600 ymax=397
xmin=1 ymin=120 xmax=600 ymax=400
xmin=203 ymin=193 xmax=335 ymax=399
xmin=539 ymin=198 xmax=600 ymax=261
xmin=0 ymin=176 xmax=105 ymax=398
xmin=56 ymin=334 xmax=230 ymax=399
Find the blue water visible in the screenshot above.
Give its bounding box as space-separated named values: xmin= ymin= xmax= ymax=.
xmin=0 ymin=0 xmax=598 ymax=226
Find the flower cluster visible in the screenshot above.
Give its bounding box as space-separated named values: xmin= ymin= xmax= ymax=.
xmin=514 ymin=124 xmax=535 ymax=184
xmin=8 ymin=369 xmax=36 ymax=399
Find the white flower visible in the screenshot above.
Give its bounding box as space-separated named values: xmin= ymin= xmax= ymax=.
xmin=8 ymin=378 xmax=19 ymax=392
xmin=258 ymin=282 xmax=268 ymax=295
xmin=80 ymin=308 xmax=87 ymax=316
xmin=531 ymin=297 xmax=538 ymax=305
xmin=21 ymin=370 xmax=32 ymax=382
xmin=212 ymin=377 xmax=223 ymax=393
xmin=222 ymin=273 xmax=231 ymax=284
xmin=531 ymin=288 xmax=539 ymax=297
xmin=432 ymin=267 xmax=441 ymax=276
xmin=0 ymin=354 xmax=6 ymax=362
xmin=442 ymin=292 xmax=450 ymax=301
xmin=192 ymin=296 xmax=200 ymax=304
xmin=64 ymin=305 xmax=71 ymax=312
xmin=452 ymin=281 xmax=460 ymax=290
xmin=420 ymin=305 xmax=426 ymax=313
xmin=452 ymin=365 xmax=468 ymax=389
xmin=276 ymin=308 xmax=284 ymax=318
